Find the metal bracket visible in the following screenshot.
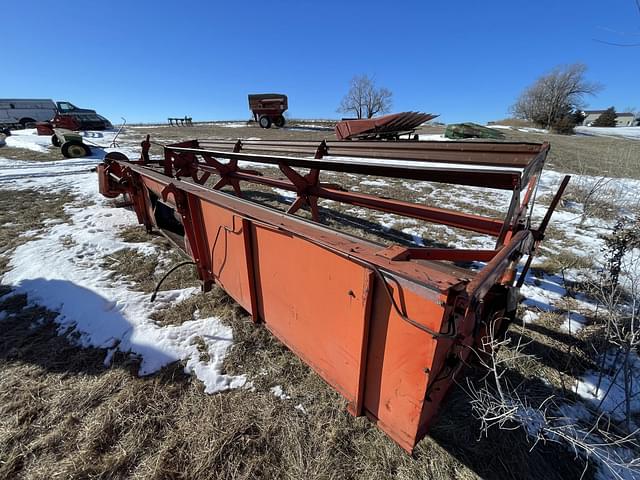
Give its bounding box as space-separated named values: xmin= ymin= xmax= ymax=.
xmin=278 ymin=162 xmax=321 ymax=220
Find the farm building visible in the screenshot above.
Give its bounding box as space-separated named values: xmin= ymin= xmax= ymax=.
xmin=581 ymin=109 xmax=637 ymax=127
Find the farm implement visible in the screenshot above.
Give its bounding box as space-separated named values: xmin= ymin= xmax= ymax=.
xmin=335 ymin=111 xmax=437 ymax=140
xmin=98 ymin=136 xmax=569 ymax=452
xmin=51 ymin=120 xmax=126 ymax=158
xmin=248 ymin=93 xmax=288 ymax=128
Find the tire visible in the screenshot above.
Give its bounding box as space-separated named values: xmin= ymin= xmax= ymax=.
xmin=61 ymin=140 xmax=91 ymax=158
xmin=274 ymin=115 xmax=285 ymax=128
xmin=258 ymin=116 xmax=272 ymax=129
xmin=104 ymin=151 xmax=129 ymax=162
xmin=51 ymin=134 xmax=61 ymax=147
xmin=19 ymin=118 xmax=37 ymax=129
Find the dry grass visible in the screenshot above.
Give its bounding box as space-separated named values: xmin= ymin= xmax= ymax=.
xmin=101 ymin=246 xmax=196 ymax=295
xmin=499 ymin=128 xmax=640 ymax=180
xmin=0 ymin=189 xmax=74 ymax=257
xmin=488 ymin=118 xmax=538 ymax=128
xmin=509 ymin=310 xmax=596 ymax=393
xmin=532 ymin=251 xmax=595 ymax=276
xmin=0 ymin=145 xmax=65 ymax=162
xmin=0 ymin=279 xmax=589 ymax=480
xmin=99 ymin=226 xmax=200 ymax=298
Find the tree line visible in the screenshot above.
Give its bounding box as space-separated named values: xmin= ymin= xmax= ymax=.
xmin=337 ymin=65 xmax=630 ymax=133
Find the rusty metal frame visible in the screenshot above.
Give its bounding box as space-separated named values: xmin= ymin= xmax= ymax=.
xmin=334 ymin=112 xmax=438 ymax=140
xmin=156 ymin=139 xmax=549 ymax=246
xmin=98 ymin=137 xmax=566 ymax=453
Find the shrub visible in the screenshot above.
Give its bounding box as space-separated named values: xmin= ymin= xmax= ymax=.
xmin=592 ymin=107 xmax=617 ymax=127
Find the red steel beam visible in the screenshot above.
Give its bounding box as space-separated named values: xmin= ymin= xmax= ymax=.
xmin=198 ymin=139 xmax=545 ymax=168
xmin=159 ymin=139 xmax=550 ymax=242
xmin=168 ymin=145 xmax=523 ymax=190
xmin=208 ymin=169 xmax=506 ymax=236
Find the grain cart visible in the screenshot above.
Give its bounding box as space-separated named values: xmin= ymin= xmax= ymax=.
xmin=98 ymin=136 xmax=569 ymax=453
xmin=248 ymin=93 xmax=288 ymax=128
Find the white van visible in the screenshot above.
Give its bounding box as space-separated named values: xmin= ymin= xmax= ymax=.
xmin=0 ymin=99 xmax=57 ymax=127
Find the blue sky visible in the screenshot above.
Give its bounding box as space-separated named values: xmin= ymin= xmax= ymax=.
xmin=3 ymin=0 xmax=638 ymax=123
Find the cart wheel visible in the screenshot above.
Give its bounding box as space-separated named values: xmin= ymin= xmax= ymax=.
xmin=51 ymin=134 xmax=61 ymax=147
xmin=258 ymin=116 xmax=272 ymax=129
xmin=274 ymin=115 xmax=286 ymax=128
xmin=61 ymin=140 xmax=91 ymax=158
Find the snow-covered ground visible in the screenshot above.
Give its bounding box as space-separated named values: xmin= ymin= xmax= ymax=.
xmin=416 ymin=133 xmax=449 ymax=141
xmin=209 ymin=122 xmax=247 ymax=128
xmin=575 ymin=126 xmax=640 ymax=140
xmin=127 ymin=121 xmax=249 ymax=129
xmin=5 ymin=128 xmax=54 ymax=152
xmin=0 ymin=142 xmax=247 ymax=394
xmin=4 ymin=128 xmax=141 ymax=158
xmin=487 ymin=124 xmax=549 ymax=134
xmin=459 ymin=124 xmax=640 ymax=140
xmin=480 ymin=124 xmax=640 ymax=140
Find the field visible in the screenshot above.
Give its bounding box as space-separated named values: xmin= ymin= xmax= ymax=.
xmin=1 ymin=121 xmax=639 ymax=479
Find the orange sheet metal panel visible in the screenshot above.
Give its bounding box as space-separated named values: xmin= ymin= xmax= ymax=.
xmin=142 ymin=178 xmax=168 ymax=198
xmin=364 ymin=278 xmax=453 ymax=451
xmin=251 ymin=224 xmax=374 ymax=414
xmin=133 ymin=170 xmax=469 ymax=451
xmin=199 ymin=203 xmax=254 ymax=315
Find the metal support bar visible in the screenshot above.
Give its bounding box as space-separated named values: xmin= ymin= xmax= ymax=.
xmin=167 ymin=145 xmax=523 ymax=190
xmin=191 ymin=164 xmax=504 ymax=236
xmin=516 ymin=175 xmax=571 ymax=288
xmin=241 ymin=218 xmax=260 ymax=323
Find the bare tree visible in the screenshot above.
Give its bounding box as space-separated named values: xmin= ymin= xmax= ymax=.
xmin=338 ymin=75 xmax=392 ymax=119
xmin=511 ymin=64 xmax=602 ymax=130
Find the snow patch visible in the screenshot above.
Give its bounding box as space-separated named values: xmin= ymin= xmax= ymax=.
xmin=575 ymin=350 xmax=640 ymax=425
xmin=0 ymin=157 xmax=246 ymax=393
xmin=273 ymin=188 xmax=296 ymax=202
xmin=5 ymin=129 xmax=52 ymax=152
xmin=575 ymin=126 xmax=640 ymax=140
xmin=522 ymin=310 xmax=540 ymax=324
xmin=270 ymin=385 xmax=291 ymax=400
xmin=360 ymin=179 xmax=389 ymax=187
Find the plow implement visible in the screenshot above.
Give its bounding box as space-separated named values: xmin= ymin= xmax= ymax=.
xmin=98 ymin=137 xmax=568 ymax=452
